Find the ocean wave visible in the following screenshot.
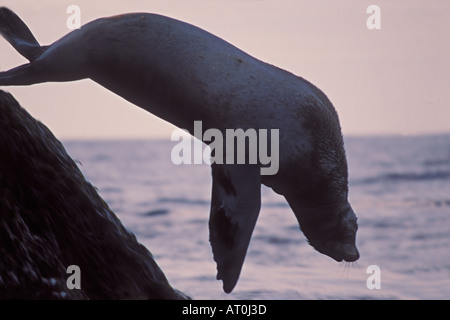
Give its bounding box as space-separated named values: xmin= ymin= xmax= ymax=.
xmin=423 ymin=158 xmax=450 ymax=167
xmin=157 ymin=197 xmax=210 ymax=206
xmin=433 ymin=199 xmax=450 ymax=207
xmin=141 ymin=209 xmax=170 ymax=217
xmin=253 ymin=235 xmax=299 ymax=245
xmin=100 ymin=186 xmax=122 ymax=193
xmin=403 ymin=197 xmax=450 ymax=208
xmin=90 ymin=154 xmax=112 ymax=162
xmin=353 ymin=170 xmax=450 ymax=185
xmin=261 ymin=202 xmax=290 ymax=208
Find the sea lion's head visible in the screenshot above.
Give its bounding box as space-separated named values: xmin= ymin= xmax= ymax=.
xmin=280 ymin=175 xmax=360 ymax=262
xmin=263 ymin=94 xmax=359 ymax=263
xmin=291 ymin=201 xmax=359 ymax=262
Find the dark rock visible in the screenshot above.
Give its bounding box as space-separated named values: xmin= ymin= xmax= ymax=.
xmin=0 ymin=90 xmax=187 ymax=299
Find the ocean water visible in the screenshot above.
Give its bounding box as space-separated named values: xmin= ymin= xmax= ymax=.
xmin=62 ymin=134 xmax=450 ymax=300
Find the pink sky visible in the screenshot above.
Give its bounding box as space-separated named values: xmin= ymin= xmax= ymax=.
xmin=1 ymin=0 xmax=449 ymax=139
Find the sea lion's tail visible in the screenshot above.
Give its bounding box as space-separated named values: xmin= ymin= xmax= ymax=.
xmin=0 ymin=7 xmax=46 ymax=61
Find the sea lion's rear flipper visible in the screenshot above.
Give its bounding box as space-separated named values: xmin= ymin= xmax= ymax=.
xmin=209 ymin=163 xmax=261 ymax=293
xmin=0 ymin=7 xmax=46 ymax=61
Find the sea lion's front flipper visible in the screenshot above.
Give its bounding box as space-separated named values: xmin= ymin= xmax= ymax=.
xmin=209 ymin=163 xmax=261 ymax=293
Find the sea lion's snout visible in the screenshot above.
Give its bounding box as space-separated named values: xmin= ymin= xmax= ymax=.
xmin=328 ymin=226 xmax=360 ymax=262
xmin=310 ymin=239 xmax=359 ymax=263
xmin=328 ymin=242 xmax=360 ymax=262
xmin=341 ymin=243 xmax=360 ymax=262
xmin=289 ymin=200 xmax=360 ymax=263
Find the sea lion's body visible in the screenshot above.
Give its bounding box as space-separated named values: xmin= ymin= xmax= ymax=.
xmin=0 ymin=8 xmax=359 ymax=294
xmin=2 ymin=12 xmax=322 ymax=151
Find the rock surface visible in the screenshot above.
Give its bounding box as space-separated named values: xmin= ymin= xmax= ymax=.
xmin=0 ymin=90 xmax=187 ymax=299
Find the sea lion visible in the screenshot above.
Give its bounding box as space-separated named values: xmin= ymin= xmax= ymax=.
xmin=0 ymin=7 xmax=359 ymax=293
